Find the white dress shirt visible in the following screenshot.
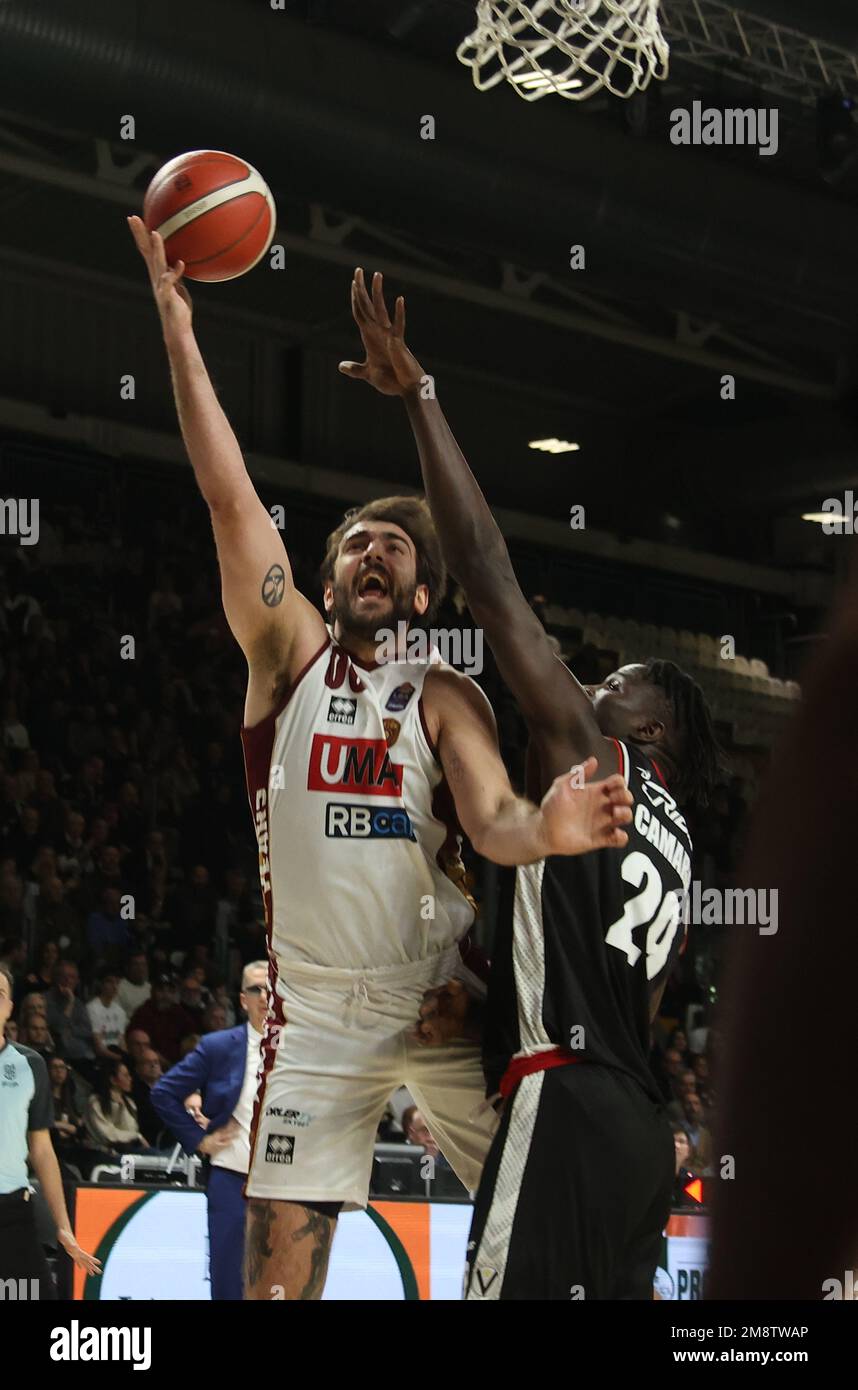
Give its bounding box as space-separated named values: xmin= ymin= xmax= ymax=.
xmin=211 ymin=1023 xmax=264 ymax=1175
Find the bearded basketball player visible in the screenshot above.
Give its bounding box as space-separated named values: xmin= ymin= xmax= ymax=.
xmin=341 ymin=268 xmax=721 ymax=1300
xmin=128 ymin=219 xmax=634 ymax=1301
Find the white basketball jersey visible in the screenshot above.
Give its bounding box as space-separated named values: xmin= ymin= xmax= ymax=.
xmin=241 ymin=634 xmax=475 ymax=969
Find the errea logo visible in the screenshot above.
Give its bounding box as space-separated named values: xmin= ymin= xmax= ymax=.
xmin=327 ymin=695 xmax=357 ymax=725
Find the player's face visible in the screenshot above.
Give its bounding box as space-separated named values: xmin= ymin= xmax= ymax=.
xmin=328 ymin=521 xmax=428 ymax=641
xmin=584 ymin=664 xmax=660 ymax=740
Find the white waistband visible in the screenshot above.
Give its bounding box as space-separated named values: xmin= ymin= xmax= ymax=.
xmin=270 ymin=944 xmax=461 ymax=990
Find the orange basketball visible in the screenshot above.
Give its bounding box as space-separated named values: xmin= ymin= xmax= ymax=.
xmin=142 ymin=150 xmax=277 ymax=283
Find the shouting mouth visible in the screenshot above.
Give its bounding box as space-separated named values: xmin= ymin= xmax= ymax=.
xmin=356 ymin=572 xmax=390 ymax=601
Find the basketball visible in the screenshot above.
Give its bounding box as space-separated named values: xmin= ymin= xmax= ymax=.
xmin=142 ymin=150 xmax=276 ymax=282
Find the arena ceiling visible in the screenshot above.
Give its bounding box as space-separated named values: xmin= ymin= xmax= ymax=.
xmin=0 ymin=0 xmax=856 ymax=602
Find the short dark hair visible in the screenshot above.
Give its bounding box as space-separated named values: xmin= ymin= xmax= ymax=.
xmin=320 ymin=496 xmax=447 ymax=624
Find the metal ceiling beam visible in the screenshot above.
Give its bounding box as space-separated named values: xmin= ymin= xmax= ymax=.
xmin=662 ymin=0 xmax=858 ymax=105
xmin=0 ymin=127 xmax=833 ymax=399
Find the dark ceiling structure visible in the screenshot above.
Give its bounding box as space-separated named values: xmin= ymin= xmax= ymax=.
xmin=0 ymin=0 xmax=855 ymax=628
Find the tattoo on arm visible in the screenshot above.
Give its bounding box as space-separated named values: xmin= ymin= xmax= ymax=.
xmin=261 ymin=564 xmax=286 ymax=607
xmin=244 ymin=1198 xmax=275 ymax=1288
xmin=291 ymin=1208 xmax=335 ymax=1300
xmin=445 ymin=745 xmax=466 ymax=784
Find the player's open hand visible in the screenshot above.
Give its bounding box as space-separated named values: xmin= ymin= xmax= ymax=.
xmin=127 ymin=214 xmax=193 ymax=341
xmin=339 ymin=267 xmax=424 ymax=396
xmin=540 ymin=756 xmax=632 ymax=857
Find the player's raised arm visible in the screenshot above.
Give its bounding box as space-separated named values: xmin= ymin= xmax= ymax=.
xmin=427 ymin=666 xmax=631 ymax=867
xmin=340 ymin=269 xmax=603 ymax=765
xmin=128 ymin=217 xmax=326 ymax=688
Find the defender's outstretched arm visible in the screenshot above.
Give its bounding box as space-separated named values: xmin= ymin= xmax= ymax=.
xmin=340 ymin=269 xmax=605 ymax=769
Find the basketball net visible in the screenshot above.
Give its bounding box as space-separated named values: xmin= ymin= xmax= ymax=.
xmin=456 ymin=0 xmax=669 ymax=102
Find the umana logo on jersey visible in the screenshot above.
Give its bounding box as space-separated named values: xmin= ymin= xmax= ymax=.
xmin=307 ymin=733 xmax=403 ymax=797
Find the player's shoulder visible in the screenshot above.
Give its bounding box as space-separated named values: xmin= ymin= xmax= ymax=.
xmin=422 ymin=664 xmax=495 ymax=747
xmin=5 ymin=1040 xmax=48 ymax=1078
xmin=424 ymin=663 xmax=494 ymax=715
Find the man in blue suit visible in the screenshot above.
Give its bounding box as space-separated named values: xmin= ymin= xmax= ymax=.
xmin=151 ymin=961 xmax=268 ymax=1300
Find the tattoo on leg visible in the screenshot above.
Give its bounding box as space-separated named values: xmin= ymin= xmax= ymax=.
xmin=245 ymin=1199 xmax=275 ymax=1288
xmin=291 ymin=1208 xmax=335 ymax=1300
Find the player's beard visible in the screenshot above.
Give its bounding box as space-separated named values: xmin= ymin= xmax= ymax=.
xmin=329 ymin=574 xmax=418 ymax=648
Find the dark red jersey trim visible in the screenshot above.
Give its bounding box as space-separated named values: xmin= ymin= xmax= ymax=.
xmin=241 ymin=636 xmax=331 ymax=737
xmin=611 ymin=737 xmax=624 ymax=775
xmin=650 ymin=758 xmax=669 ymax=789
xmin=417 ymin=694 xmax=440 ymax=764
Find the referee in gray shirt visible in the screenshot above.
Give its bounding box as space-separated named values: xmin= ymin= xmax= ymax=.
xmin=0 ymin=965 xmax=100 ymax=1292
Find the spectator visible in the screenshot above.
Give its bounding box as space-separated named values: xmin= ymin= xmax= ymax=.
xmin=54 ymin=809 xmax=88 ymax=883
xmin=86 ymin=971 xmax=128 ymax=1055
xmin=680 ymin=1091 xmax=713 ymax=1171
xmin=85 ymin=886 xmax=132 ymax=963
xmin=0 ymin=935 xmax=27 ymax=995
xmin=672 ymin=1123 xmax=700 ymax=1208
xmin=19 ymin=1014 xmax=56 ymax=1059
xmin=126 ymin=830 xmax=168 ymax=902
xmin=651 ymin=1044 xmax=684 ymax=1103
xmin=84 ymin=1058 xmax=149 ymax=1155
xmin=31 ymin=770 xmax=65 ymax=843
xmin=210 ymin=982 xmax=236 ymax=1029
xmin=402 ymin=1106 xmax=440 ymax=1159
xmin=201 ymin=1003 xmax=227 ymax=1035
xmin=128 ymin=974 xmax=197 ymax=1065
xmin=48 ymin=1056 xmax=88 ymax=1164
xmin=117 ymin=951 xmax=151 ymax=1017
xmin=0 ymin=868 xmax=28 ymax=943
xmin=167 ymin=864 xmax=217 ymax=952
xmin=44 ymin=959 xmax=97 ymax=1078
xmin=115 ymin=781 xmax=145 ymax=851
xmin=34 ymin=877 xmax=81 ymax=958
xmin=4 ymin=806 xmax=45 ymax=876
xmin=124 ymin=1027 xmax=152 ymax=1068
xmin=131 ymin=1048 xmax=164 ymax=1145
xmin=18 ymin=939 xmax=60 ymax=1000
xmin=692 ymin=1053 xmax=714 ymax=1107
xmin=16 ymin=993 xmax=47 ymax=1032
xmin=178 ymin=974 xmax=207 ymax=1024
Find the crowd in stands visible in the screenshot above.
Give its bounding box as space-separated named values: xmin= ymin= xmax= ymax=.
xmin=1 ymin=470 xmax=742 ymax=1192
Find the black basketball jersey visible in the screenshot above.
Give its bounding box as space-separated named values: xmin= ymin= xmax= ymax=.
xmin=483 ymin=740 xmax=692 ymax=1104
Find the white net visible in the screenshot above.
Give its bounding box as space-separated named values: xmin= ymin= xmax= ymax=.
xmin=456 ymin=0 xmax=669 ymax=102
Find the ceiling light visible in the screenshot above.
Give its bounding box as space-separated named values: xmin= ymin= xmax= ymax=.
xmin=529 ymin=437 xmax=580 ymax=454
